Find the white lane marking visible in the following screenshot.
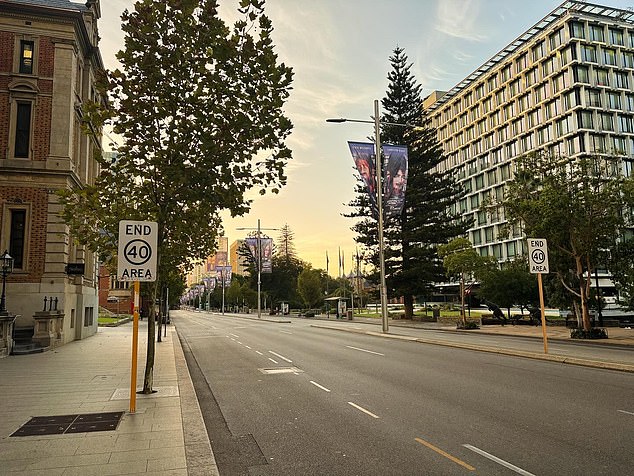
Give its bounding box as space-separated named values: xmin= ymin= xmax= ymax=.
xmin=348 ymin=402 xmax=379 ymax=419
xmin=280 ymin=330 xmax=293 ymax=335
xmin=268 ymin=358 xmax=279 ymax=364
xmin=237 ymin=341 xmax=243 ymax=345
xmin=618 ymin=410 xmax=634 ymax=416
xmin=269 ymin=351 xmax=293 ymax=363
xmin=310 ymin=381 xmax=331 ymax=392
xmin=230 ymin=333 xmax=240 ymax=338
xmin=245 ymin=345 xmax=251 ymax=349
xmin=346 ymin=345 xmax=384 ymax=356
xmin=255 ymin=351 xmax=263 ymax=355
xmin=463 ymin=444 xmax=535 ymax=476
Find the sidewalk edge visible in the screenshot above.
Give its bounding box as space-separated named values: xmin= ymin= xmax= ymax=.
xmin=172 ymin=328 xmax=220 ymax=476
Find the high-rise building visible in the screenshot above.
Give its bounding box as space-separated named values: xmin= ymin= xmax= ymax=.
xmin=425 ymin=0 xmax=634 ymax=273
xmin=230 ymin=239 xmax=248 ymax=276
xmin=0 ymin=0 xmax=104 ymax=346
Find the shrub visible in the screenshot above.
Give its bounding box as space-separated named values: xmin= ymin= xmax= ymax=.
xmin=570 ymin=328 xmax=608 ymax=339
xmin=457 ymin=321 xmax=480 ymax=330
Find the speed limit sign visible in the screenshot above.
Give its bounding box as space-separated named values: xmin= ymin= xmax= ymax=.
xmin=117 ymin=221 xmax=158 ymax=281
xmin=527 ymin=238 xmax=549 ymax=274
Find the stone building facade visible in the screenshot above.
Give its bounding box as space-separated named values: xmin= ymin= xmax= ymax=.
xmin=0 ymin=0 xmax=104 ymax=344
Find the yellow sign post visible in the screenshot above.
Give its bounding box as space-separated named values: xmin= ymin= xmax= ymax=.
xmin=130 ymin=281 xmax=140 ymax=412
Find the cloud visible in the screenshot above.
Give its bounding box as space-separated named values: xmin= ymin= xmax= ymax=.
xmin=435 ymin=0 xmax=487 ymax=42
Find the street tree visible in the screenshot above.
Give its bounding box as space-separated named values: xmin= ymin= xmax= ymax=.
xmin=59 ymin=0 xmax=293 ymax=393
xmin=498 ymin=153 xmax=634 ymax=333
xmin=297 ymin=268 xmax=323 ymax=310
xmin=438 ymin=238 xmax=496 ymax=327
xmin=478 ymin=260 xmax=538 ymax=319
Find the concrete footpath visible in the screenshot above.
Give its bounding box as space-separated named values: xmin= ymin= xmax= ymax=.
xmin=0 ymin=321 xmax=218 ymax=476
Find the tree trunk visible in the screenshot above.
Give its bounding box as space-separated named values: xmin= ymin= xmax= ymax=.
xmin=576 ymin=256 xmax=592 ymax=332
xmin=403 ymin=294 xmax=414 ymax=319
xmin=142 ymin=281 xmax=158 ymax=394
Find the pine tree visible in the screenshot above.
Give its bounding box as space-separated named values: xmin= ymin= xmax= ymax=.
xmin=276 ymin=224 xmax=297 ymax=261
xmin=346 ymin=47 xmax=469 ymax=318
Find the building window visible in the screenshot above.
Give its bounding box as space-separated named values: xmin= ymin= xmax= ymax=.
xmin=574 ymin=65 xmax=590 ymax=83
xmin=609 ymin=28 xmax=624 ymax=46
xmin=623 ymin=52 xmax=634 ymax=69
xmin=589 ymin=24 xmax=605 ymax=42
xmin=506 ymin=241 xmax=517 ymax=258
xmin=84 ymin=307 xmax=94 ymax=327
xmin=19 ymin=41 xmax=34 ymax=74
xmin=586 ymin=89 xmax=601 ymax=107
xmin=581 ymin=45 xmax=597 ymax=62
xmin=619 ymin=115 xmax=633 ymax=133
xmin=603 ymin=48 xmax=616 ymax=66
xmin=14 ymin=102 xmax=32 ymax=158
xmin=569 ymin=21 xmax=585 ymax=39
xmin=472 ymin=229 xmax=482 ymax=246
xmin=615 ymin=71 xmax=629 ymax=89
xmin=9 ymin=209 xmax=26 ymax=269
xmin=485 ymin=226 xmax=495 ymax=243
xmin=607 ymin=92 xmax=621 ymax=109
xmin=595 ymin=68 xmax=609 ymax=86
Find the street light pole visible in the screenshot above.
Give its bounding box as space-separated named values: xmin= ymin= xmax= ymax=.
xmin=237 ymin=220 xmax=279 ymax=319
xmin=0 ymin=250 xmax=14 ymax=315
xmin=373 ymin=99 xmax=389 ymax=333
xmin=326 ymin=100 xmax=410 ymax=333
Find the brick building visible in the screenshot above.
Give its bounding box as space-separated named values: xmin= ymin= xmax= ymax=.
xmin=0 ymin=0 xmax=104 ymax=344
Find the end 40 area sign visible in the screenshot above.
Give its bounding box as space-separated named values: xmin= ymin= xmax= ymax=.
xmin=527 ymin=238 xmax=549 ymax=274
xmin=117 ymin=221 xmax=158 ymax=282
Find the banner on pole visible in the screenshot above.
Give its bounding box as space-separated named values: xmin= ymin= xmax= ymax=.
xmin=348 ymin=141 xmax=378 ymax=217
xmin=383 ymin=145 xmax=408 ymax=218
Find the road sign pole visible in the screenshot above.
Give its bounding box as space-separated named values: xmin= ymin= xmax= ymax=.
xmin=130 ymin=280 xmax=140 ymax=412
xmin=537 ymin=273 xmax=548 ymax=354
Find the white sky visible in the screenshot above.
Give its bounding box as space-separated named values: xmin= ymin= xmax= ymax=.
xmin=97 ymin=0 xmax=633 ymax=273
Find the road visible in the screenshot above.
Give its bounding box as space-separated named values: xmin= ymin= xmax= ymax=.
xmin=173 ymin=310 xmax=634 ymax=475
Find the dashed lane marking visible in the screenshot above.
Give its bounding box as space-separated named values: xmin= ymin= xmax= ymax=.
xmin=463 ymin=444 xmax=534 ymax=475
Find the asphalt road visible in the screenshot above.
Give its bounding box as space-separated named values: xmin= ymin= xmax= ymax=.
xmin=174 ymin=310 xmax=634 ymax=476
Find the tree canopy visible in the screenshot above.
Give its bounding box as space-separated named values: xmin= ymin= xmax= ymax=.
xmin=60 ymin=0 xmax=293 ymax=392
xmin=498 ymin=153 xmax=634 ymax=331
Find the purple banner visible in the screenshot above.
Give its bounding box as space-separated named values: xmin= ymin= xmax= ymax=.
xmin=382 ymin=145 xmax=408 ymax=218
xmin=348 ymin=141 xmax=378 ymax=216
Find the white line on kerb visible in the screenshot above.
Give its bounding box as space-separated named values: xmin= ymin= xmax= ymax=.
xmin=463 ymin=444 xmax=535 ymax=476
xmin=346 ymin=345 xmax=385 ymax=356
xmin=255 ymin=351 xmax=263 ymax=355
xmin=310 ymin=381 xmax=331 ymax=392
xmin=348 ymin=402 xmax=379 ymax=419
xmin=268 ymin=358 xmax=278 ymax=364
xmin=618 ymin=409 xmax=634 ymax=416
xmin=269 ymin=351 xmax=293 ymax=363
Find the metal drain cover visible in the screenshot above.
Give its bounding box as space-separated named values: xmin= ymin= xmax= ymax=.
xmin=259 ymin=367 xmax=303 ymax=374
xmin=11 ymin=412 xmax=124 ymax=437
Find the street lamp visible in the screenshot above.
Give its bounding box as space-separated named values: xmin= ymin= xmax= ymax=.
xmin=0 ymin=250 xmax=14 ymax=315
xmin=237 ymin=220 xmax=279 ymax=319
xmin=327 ymin=100 xmax=411 ymax=333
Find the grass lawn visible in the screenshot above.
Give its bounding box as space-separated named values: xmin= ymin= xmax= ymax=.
xmin=98 ymin=315 xmax=131 ymax=325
